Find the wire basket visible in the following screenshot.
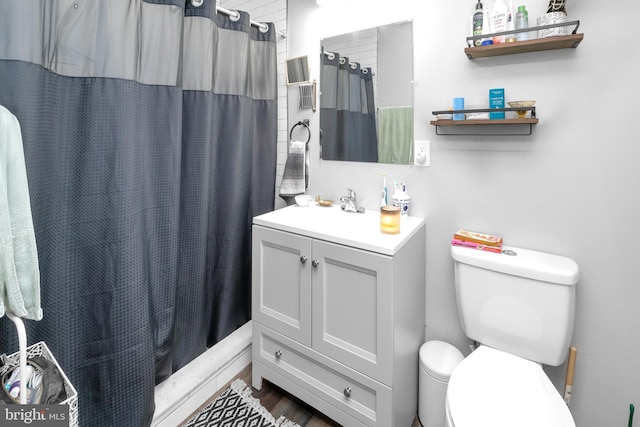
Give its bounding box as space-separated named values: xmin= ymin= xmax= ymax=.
xmin=1 ymin=341 xmax=78 ymax=426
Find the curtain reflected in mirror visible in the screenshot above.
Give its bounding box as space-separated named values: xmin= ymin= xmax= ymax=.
xmin=320 ymin=21 xmax=414 ymax=164
xmin=320 ymin=52 xmax=378 ymax=162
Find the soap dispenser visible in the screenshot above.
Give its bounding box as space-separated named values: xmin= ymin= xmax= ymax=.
xmin=392 ymin=184 xmax=411 ymax=217
xmin=470 ymin=0 xmax=487 ymax=47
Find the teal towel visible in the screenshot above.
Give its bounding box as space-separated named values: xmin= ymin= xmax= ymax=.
xmin=377 ymin=106 xmax=414 ymax=164
xmin=0 ymin=105 xmax=42 ymax=321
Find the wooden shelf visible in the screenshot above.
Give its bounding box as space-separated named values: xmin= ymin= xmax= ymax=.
xmin=465 ymin=33 xmax=583 ymax=59
xmin=430 ymin=116 xmax=538 ymax=135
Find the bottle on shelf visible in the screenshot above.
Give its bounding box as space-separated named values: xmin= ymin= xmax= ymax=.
xmin=470 ymin=0 xmax=489 ymax=47
xmin=516 ymin=5 xmax=529 ymax=41
xmin=491 ymin=0 xmax=515 ymax=44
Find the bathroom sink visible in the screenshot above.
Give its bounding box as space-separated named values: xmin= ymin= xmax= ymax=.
xmin=254 ymin=204 xmax=425 ymax=256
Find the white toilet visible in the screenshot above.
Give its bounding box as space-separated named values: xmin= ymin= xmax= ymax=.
xmin=446 ymin=244 xmax=579 ymax=427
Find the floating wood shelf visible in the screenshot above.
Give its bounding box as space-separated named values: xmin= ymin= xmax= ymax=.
xmin=429 ymin=118 xmax=538 ymax=135
xmin=465 ymin=34 xmax=583 ymax=59
xmin=465 ymin=20 xmax=583 ymax=59
xmin=430 ymin=107 xmax=538 ymax=135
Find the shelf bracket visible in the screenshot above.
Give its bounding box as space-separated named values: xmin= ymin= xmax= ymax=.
xmin=433 ymin=123 xmax=534 ymax=136
xmin=466 ymin=20 xmax=581 ymax=46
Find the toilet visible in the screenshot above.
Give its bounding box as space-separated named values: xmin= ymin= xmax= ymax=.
xmin=446 ymin=244 xmax=579 ymax=427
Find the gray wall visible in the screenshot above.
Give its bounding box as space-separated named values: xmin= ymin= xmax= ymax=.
xmin=287 ymin=1 xmax=639 ymax=426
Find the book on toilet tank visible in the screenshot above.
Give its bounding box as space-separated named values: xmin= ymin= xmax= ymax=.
xmin=453 ymin=229 xmax=503 ymax=247
xmin=451 ymin=238 xmax=503 ymax=253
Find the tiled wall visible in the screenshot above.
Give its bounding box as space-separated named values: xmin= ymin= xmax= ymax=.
xmin=219 ymin=0 xmax=288 ymax=208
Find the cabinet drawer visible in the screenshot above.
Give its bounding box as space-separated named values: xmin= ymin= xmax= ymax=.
xmin=254 ymin=324 xmax=392 ymax=427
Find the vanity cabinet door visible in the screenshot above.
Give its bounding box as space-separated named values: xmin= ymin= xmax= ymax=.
xmin=311 ymin=240 xmax=394 ymax=386
xmin=252 ymin=226 xmax=312 ymax=346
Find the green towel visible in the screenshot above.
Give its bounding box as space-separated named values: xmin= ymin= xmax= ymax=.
xmin=0 ymin=105 xmax=42 ymax=321
xmin=377 ymin=106 xmax=414 ymax=164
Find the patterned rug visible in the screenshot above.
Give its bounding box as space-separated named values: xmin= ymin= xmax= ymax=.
xmin=183 ymin=379 xmax=301 ymax=427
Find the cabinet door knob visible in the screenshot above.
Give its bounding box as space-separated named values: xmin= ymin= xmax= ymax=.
xmin=311 ymin=259 xmax=320 ymax=268
xmin=275 ymin=350 xmax=282 ymax=359
xmin=300 ymin=256 xmax=308 ymax=264
xmin=343 ymin=387 xmax=352 ymax=398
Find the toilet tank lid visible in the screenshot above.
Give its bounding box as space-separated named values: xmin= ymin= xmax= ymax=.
xmin=451 ymin=245 xmax=579 ymax=285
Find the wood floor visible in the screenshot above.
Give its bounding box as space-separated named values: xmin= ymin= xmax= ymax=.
xmin=181 ymin=363 xmax=422 ymax=427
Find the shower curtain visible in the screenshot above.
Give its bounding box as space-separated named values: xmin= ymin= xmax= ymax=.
xmin=0 ymin=1 xmax=277 ymax=425
xmin=320 ymin=52 xmax=377 ymax=162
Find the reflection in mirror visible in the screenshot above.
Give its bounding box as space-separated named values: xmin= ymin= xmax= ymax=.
xmin=320 ymin=20 xmax=414 ymax=164
xmin=286 ymin=55 xmax=310 ymax=85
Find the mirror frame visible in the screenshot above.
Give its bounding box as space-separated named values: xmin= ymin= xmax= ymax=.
xmin=319 ymin=20 xmax=414 ymax=164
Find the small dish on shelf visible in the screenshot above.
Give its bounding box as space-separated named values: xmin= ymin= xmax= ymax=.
xmin=508 ymin=100 xmax=536 ymax=119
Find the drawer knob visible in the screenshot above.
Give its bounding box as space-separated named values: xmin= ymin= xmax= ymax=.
xmin=300 ymin=256 xmax=308 ymax=264
xmin=275 ymin=350 xmax=282 ymax=359
xmin=343 ymin=387 xmax=352 ymax=398
xmin=311 ymin=259 xmax=320 ymax=268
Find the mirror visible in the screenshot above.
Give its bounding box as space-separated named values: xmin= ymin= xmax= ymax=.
xmin=286 ymin=55 xmax=310 ymax=85
xmin=320 ymin=20 xmax=414 ymax=164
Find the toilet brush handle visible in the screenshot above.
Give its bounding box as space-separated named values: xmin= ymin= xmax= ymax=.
xmin=563 ymin=347 xmax=577 ymax=405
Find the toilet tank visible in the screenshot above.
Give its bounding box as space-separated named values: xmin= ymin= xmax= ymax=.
xmin=451 ymin=245 xmax=579 ymax=366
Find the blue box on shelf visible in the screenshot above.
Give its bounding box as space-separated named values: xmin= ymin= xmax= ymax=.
xmin=489 ymin=88 xmax=505 ymax=119
xmin=453 ymin=97 xmax=465 ymax=120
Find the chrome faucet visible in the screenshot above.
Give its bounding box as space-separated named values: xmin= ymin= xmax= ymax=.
xmin=339 ymin=188 xmax=365 ymax=213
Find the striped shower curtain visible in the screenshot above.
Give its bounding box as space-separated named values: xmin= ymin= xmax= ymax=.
xmin=0 ymin=1 xmax=277 ymax=425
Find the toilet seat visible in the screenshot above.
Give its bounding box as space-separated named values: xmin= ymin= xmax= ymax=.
xmin=446 ymin=345 xmax=575 ymax=427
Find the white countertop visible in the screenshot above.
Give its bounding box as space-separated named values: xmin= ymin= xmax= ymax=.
xmin=253 ymin=204 xmax=425 ymax=256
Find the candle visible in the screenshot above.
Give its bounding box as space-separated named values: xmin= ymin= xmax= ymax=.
xmin=380 ymin=206 xmax=401 ymax=234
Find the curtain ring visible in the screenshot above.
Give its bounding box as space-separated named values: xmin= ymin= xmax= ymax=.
xmin=289 ymin=120 xmax=311 ymax=145
xmin=190 ymin=0 xmax=204 ymax=7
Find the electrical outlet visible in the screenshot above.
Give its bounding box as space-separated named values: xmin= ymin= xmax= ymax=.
xmin=413 ymin=140 xmax=430 ymax=167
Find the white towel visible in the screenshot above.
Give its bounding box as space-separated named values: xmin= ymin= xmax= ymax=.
xmin=0 ymin=105 xmax=42 ymax=321
xmin=279 ymin=140 xmax=307 ymax=206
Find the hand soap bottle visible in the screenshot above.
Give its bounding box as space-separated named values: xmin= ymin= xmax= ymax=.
xmin=470 ymin=0 xmax=488 ymax=47
xmin=392 ymin=184 xmax=411 ymax=217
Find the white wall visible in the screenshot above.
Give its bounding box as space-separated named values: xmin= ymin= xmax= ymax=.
xmin=287 ymin=1 xmax=640 ymax=426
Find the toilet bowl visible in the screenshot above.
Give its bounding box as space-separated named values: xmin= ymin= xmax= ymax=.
xmin=445 ymin=345 xmax=575 ymax=427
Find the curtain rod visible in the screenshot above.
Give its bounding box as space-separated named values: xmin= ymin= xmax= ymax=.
xmin=189 ymin=0 xmax=286 ymax=38
xmin=322 ymin=51 xmax=372 ymax=74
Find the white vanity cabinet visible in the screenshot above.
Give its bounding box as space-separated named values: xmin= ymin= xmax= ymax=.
xmin=251 ymin=205 xmax=425 ymax=427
